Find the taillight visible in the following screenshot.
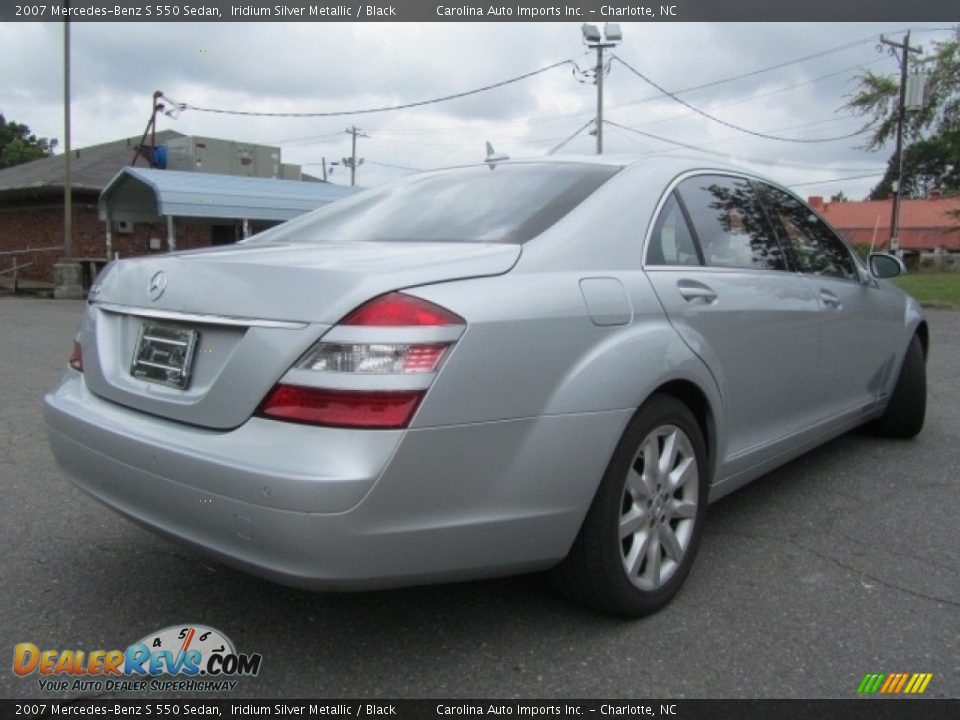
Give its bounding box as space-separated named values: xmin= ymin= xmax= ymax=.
xmin=258 ymin=387 xmax=425 ymax=429
xmin=257 ymin=292 xmax=464 ymax=429
xmin=68 ymin=341 xmax=83 ymax=372
xmin=297 ymin=342 xmax=448 ymax=374
xmin=342 ymin=292 xmax=464 ymax=326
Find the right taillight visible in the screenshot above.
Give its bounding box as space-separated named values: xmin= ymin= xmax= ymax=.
xmin=68 ymin=341 xmax=83 ymax=372
xmin=257 ymin=292 xmax=464 ymax=429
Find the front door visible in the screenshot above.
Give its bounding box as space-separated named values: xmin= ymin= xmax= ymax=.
xmin=758 ymin=183 xmax=903 ymax=418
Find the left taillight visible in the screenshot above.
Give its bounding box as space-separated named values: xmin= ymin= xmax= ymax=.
xmin=257 ymin=292 xmax=464 ymax=430
xmin=68 ymin=341 xmax=83 ymax=372
xmin=258 ymin=387 xmax=425 ymax=429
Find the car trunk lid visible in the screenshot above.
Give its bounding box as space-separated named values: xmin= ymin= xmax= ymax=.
xmin=82 ymin=241 xmax=519 ymax=429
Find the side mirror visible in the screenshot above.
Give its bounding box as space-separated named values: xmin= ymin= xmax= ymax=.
xmin=868 ymin=253 xmax=905 ymax=279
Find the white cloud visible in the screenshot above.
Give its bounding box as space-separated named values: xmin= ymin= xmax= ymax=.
xmin=0 ymin=21 xmax=952 ymax=197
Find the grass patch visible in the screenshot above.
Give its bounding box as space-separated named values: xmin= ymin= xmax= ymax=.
xmin=894 ymin=272 xmax=960 ymax=308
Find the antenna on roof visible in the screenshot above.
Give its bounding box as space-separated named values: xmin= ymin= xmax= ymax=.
xmin=485 ymin=141 xmax=509 ymax=170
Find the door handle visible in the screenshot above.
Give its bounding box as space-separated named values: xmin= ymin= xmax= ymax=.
xmin=819 ymin=289 xmax=842 ymax=309
xmin=677 ymin=280 xmax=718 ymax=305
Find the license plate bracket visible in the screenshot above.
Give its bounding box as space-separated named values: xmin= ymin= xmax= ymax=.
xmin=130 ymin=322 xmax=200 ymax=389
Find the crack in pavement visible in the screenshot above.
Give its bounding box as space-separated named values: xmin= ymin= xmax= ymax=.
xmin=705 ymin=528 xmax=960 ymax=609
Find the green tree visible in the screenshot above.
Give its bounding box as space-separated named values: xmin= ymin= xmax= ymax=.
xmin=0 ymin=112 xmax=58 ymax=169
xmin=847 ymin=27 xmax=960 ymax=199
xmin=868 ymin=130 xmax=960 ymax=199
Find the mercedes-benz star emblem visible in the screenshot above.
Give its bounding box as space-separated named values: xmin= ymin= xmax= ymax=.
xmin=148 ymin=270 xmax=167 ymax=301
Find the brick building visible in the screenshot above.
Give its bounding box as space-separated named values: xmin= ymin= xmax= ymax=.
xmin=0 ymin=131 xmax=353 ymax=287
xmin=809 ymin=193 xmax=960 ymax=253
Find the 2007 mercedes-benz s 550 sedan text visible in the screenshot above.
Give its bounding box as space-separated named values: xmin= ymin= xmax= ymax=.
xmin=45 ymin=156 xmax=928 ymax=616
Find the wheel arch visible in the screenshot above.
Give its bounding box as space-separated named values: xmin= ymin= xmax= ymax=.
xmin=648 ymin=379 xmax=718 ymax=486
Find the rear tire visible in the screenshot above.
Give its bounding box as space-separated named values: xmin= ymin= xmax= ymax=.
xmin=550 ymin=394 xmax=708 ymax=617
xmin=870 ymin=334 xmax=926 ymax=439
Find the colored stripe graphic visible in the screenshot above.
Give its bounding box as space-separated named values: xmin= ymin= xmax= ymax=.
xmin=858 ymin=673 xmax=885 ymax=693
xmin=858 ymin=672 xmax=932 ymax=694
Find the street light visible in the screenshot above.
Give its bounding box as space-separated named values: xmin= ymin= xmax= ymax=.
xmin=581 ymin=23 xmax=623 ymax=155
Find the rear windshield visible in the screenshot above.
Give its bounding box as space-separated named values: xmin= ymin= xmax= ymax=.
xmin=253 ymin=163 xmax=620 ymax=245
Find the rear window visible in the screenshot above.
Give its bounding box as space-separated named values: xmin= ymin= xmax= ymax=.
xmin=254 ymin=163 xmax=620 ymax=245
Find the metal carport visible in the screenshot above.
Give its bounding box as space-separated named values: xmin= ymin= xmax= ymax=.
xmin=98 ymin=167 xmax=360 ymax=255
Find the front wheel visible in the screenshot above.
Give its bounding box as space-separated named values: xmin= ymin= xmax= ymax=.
xmin=870 ymin=334 xmax=926 ymax=439
xmin=550 ymin=394 xmax=708 ymax=617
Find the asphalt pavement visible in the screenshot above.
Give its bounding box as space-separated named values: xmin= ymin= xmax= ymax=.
xmin=1 ymin=296 xmax=957 ymax=700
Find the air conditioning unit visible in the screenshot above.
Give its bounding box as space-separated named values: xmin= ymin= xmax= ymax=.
xmin=116 ymin=220 xmax=134 ymax=234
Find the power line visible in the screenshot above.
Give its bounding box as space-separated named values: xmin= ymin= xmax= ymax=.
xmin=613 ymin=57 xmax=888 ymax=134
xmin=365 ymin=159 xmax=424 ymax=172
xmin=603 ymin=119 xmax=884 ymax=173
xmin=631 ymin=115 xmax=871 ymax=157
xmin=791 ymin=173 xmax=884 ymax=188
xmin=351 ymin=45 xmax=890 ymax=139
xmin=548 ymin=117 xmax=597 ymax=155
xmin=273 ymin=131 xmax=347 ymax=145
xmin=277 ymin=27 xmax=940 ymax=142
xmin=332 ymin=36 xmax=901 ymax=139
xmin=613 ymin=25 xmax=951 ymax=105
xmin=612 ymin=56 xmax=866 ymax=144
xmin=161 ymin=56 xmax=583 ymax=119
xmin=603 ymin=119 xmax=732 ymax=158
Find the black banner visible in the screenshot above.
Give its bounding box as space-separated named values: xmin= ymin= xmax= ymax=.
xmin=5 ymin=699 xmax=960 ymax=720
xmin=0 ymin=0 xmax=957 ymax=22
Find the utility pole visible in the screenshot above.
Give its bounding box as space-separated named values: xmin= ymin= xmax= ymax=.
xmin=595 ymin=44 xmax=605 ymax=155
xmin=881 ymin=31 xmax=922 ymax=253
xmin=581 ymin=24 xmax=622 ymax=155
xmin=343 ymin=126 xmax=366 ymax=186
xmin=63 ymin=15 xmax=72 ymax=258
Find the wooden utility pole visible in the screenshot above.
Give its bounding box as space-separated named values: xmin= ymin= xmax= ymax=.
xmin=881 ymin=32 xmax=922 ymax=253
xmin=63 ymin=16 xmax=72 ymax=257
xmin=343 ymin=126 xmax=366 ymax=186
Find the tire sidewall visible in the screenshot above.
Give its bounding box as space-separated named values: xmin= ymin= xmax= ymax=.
xmin=597 ymin=395 xmax=709 ymax=613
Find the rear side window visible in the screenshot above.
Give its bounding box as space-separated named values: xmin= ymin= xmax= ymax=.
xmin=760 ymin=184 xmax=857 ymax=280
xmin=647 ymin=193 xmax=701 ymax=266
xmin=676 ymin=175 xmax=786 ymax=271
xmin=253 ymin=163 xmax=620 ymax=245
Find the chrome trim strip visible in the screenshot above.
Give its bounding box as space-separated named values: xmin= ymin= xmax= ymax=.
xmin=279 ymin=368 xmax=436 ymax=392
xmin=95 ymin=302 xmax=309 ymax=329
xmin=321 ymin=325 xmax=465 ymax=344
xmin=142 ymin=334 xmax=188 ymax=347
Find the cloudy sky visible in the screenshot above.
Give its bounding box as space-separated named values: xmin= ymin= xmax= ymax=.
xmin=0 ymin=21 xmax=954 ymax=198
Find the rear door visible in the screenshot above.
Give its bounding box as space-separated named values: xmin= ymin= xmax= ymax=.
xmin=758 ymin=183 xmax=903 ymax=417
xmin=643 ymin=173 xmax=823 ymax=460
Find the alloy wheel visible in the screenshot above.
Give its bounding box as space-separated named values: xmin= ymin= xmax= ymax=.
xmin=619 ymin=424 xmax=700 ymax=591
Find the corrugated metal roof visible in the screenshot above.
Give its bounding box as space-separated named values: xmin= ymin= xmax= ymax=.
xmin=99 ymin=166 xmax=360 ymax=222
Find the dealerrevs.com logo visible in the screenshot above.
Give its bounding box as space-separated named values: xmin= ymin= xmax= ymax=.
xmin=13 ymin=624 xmax=262 ymax=693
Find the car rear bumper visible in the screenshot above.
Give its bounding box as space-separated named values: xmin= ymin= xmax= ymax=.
xmin=44 ymin=372 xmax=631 ymax=589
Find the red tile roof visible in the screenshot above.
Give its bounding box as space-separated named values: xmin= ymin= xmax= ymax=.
xmin=808 ymin=195 xmax=960 ymax=250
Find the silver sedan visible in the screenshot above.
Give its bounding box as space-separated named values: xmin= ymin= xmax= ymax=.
xmin=45 ymin=156 xmax=927 ymax=616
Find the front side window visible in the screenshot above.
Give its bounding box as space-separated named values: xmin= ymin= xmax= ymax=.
xmin=646 ymin=193 xmax=701 ymax=266
xmin=676 ymin=175 xmax=786 ymax=271
xmin=760 ymin=184 xmax=857 ymax=280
